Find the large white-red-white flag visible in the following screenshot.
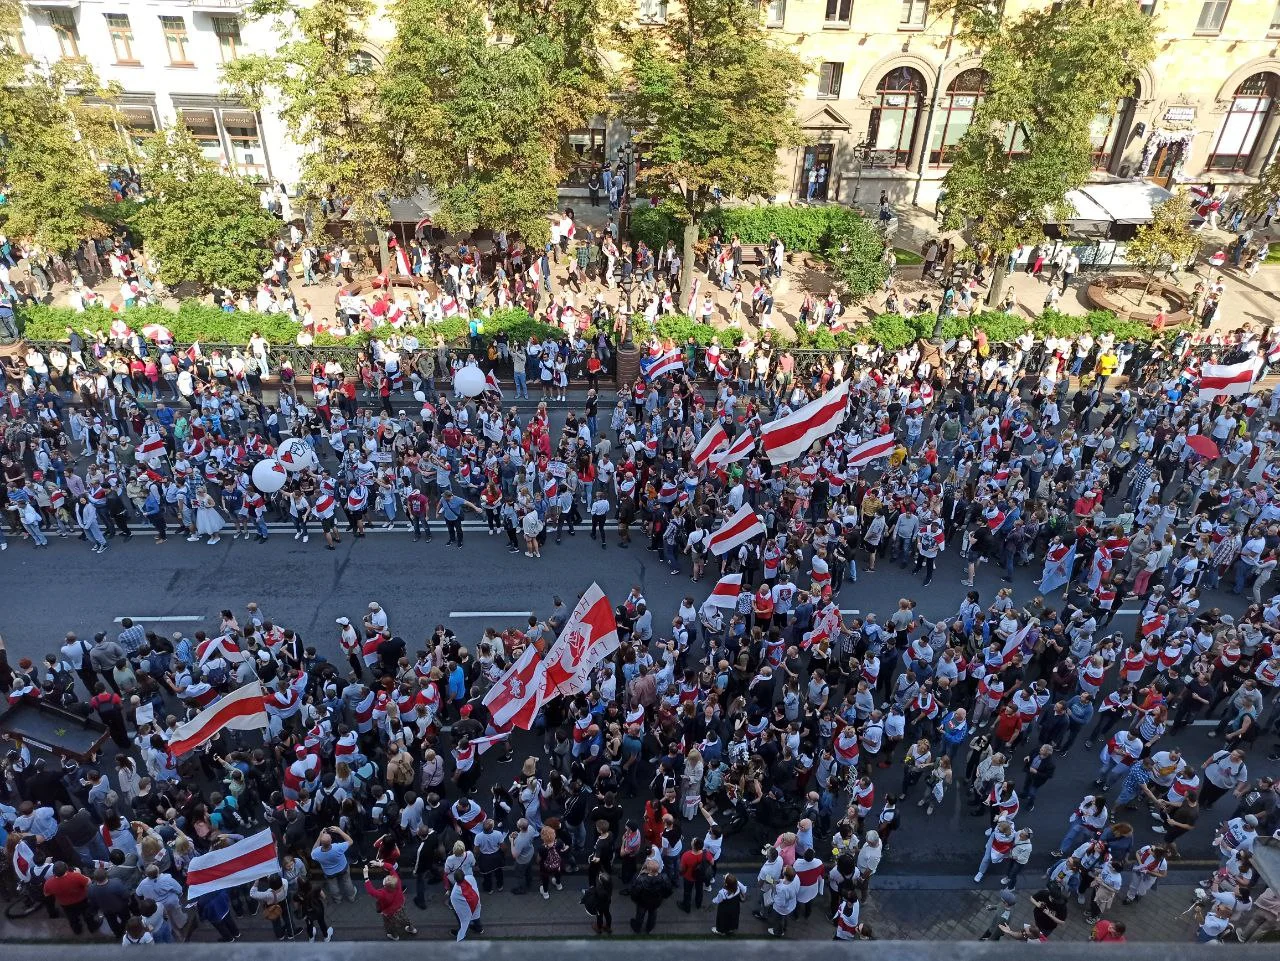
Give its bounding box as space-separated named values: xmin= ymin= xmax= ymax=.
xmin=692 ymin=422 xmax=729 ymax=469
xmin=713 ymin=430 xmax=756 ymax=467
xmin=707 ymin=505 xmax=766 ymax=556
xmin=185 ymin=829 xmax=281 ymax=899
xmin=11 ymin=838 xmax=36 ymax=882
xmin=847 ymin=433 xmax=896 ymax=468
xmin=168 ymin=682 xmax=268 ymax=757
xmin=1198 ymin=358 xmax=1260 ymax=401
xmin=704 ymin=573 xmax=743 ymax=609
xmin=759 ymin=380 xmax=850 ymax=465
xmin=542 ymin=583 xmax=621 ymax=697
xmin=472 ymin=731 xmax=512 ymax=755
xmin=483 ymin=644 xmax=548 ymax=730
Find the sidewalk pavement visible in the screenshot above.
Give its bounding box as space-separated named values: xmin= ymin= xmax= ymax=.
xmin=0 ymin=872 xmax=1209 ymax=943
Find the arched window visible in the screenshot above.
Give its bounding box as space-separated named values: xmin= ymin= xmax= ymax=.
xmin=1208 ymin=72 xmax=1277 ymax=172
xmin=929 ymin=68 xmax=988 ymax=166
xmin=867 ymin=67 xmax=926 ymax=168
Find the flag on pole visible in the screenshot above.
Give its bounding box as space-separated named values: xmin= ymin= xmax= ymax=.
xmin=167 ymin=682 xmax=269 ymax=757
xmin=714 ymin=430 xmax=756 ymax=467
xmin=704 ymin=573 xmax=743 ymax=609
xmin=136 ymin=435 xmax=167 ymax=460
xmin=846 ymin=433 xmax=896 ymax=468
xmin=483 ymin=645 xmax=548 ymax=730
xmin=759 ymin=380 xmax=850 ymax=465
xmin=1198 ymin=358 xmax=1260 ymax=401
xmin=541 ymin=583 xmax=621 ymax=698
xmin=1039 ymin=542 xmax=1075 ymax=595
xmin=484 ymin=370 xmax=504 ymax=399
xmin=198 ymin=634 xmax=245 ymax=665
xmin=692 ymin=422 xmax=729 ymax=470
xmin=185 ymin=829 xmax=281 ymax=900
xmin=998 ymin=621 xmax=1033 ymax=667
xmin=707 ymin=505 xmax=766 ymax=556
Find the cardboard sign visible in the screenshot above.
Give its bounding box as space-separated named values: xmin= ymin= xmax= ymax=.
xmin=547 ymin=459 xmax=568 ymax=478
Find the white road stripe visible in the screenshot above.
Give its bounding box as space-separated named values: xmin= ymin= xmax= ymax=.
xmin=113 ymin=615 xmax=204 ymax=623
xmin=449 ymin=611 xmax=533 ymax=618
xmin=839 ymin=609 xmax=861 ymax=615
xmin=1110 ymin=610 xmax=1140 ymax=616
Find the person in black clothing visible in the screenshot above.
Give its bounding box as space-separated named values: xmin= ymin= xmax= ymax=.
xmin=1031 ymin=886 xmax=1068 ymax=938
xmin=588 ymin=869 xmax=614 ymax=934
xmin=628 ymin=858 xmax=673 ymax=935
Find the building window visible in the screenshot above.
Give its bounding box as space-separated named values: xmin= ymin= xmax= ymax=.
xmin=1139 ymin=0 xmax=1156 ymax=14
xmin=825 ymin=0 xmax=852 ymax=25
xmin=867 ymin=67 xmax=925 ymax=168
xmin=929 ymin=68 xmax=987 ymax=166
xmin=213 ymin=17 xmax=241 ymax=63
xmin=637 ymin=0 xmax=667 ymax=22
xmin=105 ymin=14 xmax=137 ymax=64
xmin=49 ymin=10 xmax=80 ymax=60
xmin=818 ymin=63 xmax=843 ymax=100
xmin=1195 ymin=0 xmax=1230 ymax=32
xmin=180 ymin=109 xmax=225 ymax=166
xmin=1207 ymin=72 xmax=1277 ymax=172
xmin=160 ymin=16 xmax=192 ymax=66
xmin=1 ymin=26 xmax=27 ymax=57
xmin=562 ymin=128 xmax=606 ymax=187
xmin=766 ymin=0 xmax=786 ymax=26
xmin=900 ymin=0 xmax=927 ymax=28
xmin=224 ymin=111 xmax=266 ymax=178
xmin=1271 ymin=0 xmax=1280 ymax=31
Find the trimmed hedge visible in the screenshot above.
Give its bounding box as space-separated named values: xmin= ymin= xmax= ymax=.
xmin=639 ymin=307 xmax=1183 ymax=355
xmin=629 ymin=203 xmax=871 ymax=254
xmin=17 ymin=303 xmax=567 ymax=349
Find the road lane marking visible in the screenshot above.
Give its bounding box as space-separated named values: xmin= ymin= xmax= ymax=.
xmin=113 ymin=615 xmax=204 ymax=623
xmin=449 ymin=611 xmax=533 ymax=618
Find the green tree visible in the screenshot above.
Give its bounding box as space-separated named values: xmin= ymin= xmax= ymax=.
xmin=1240 ymin=161 xmax=1280 ymax=221
xmin=130 ymin=127 xmax=281 ymax=292
xmin=619 ymin=0 xmax=809 ymax=295
xmin=380 ymin=0 xmax=621 ymax=246
xmin=0 ymin=0 xmax=125 ymax=252
xmin=826 ymin=218 xmax=889 ymax=300
xmin=222 ymin=0 xmax=397 ymax=233
xmin=1124 ymin=191 xmax=1200 ymax=300
xmin=937 ymin=0 xmax=1157 ymax=304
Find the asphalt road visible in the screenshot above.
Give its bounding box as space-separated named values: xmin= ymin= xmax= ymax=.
xmin=0 ymin=504 xmax=1270 ymax=876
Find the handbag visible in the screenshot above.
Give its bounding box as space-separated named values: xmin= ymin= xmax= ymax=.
xmin=262 ymin=901 xmax=283 ymax=920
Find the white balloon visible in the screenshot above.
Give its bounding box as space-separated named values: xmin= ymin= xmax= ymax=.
xmin=413 ymin=390 xmax=427 ymax=403
xmin=251 ymin=458 xmax=287 ymax=493
xmin=277 ymin=437 xmax=315 ymax=472
xmin=454 ymin=365 xmax=486 ymax=398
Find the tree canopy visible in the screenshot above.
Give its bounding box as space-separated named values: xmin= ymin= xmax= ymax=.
xmin=222 ymin=0 xmax=397 ymax=225
xmin=379 ymin=0 xmax=621 ymax=245
xmin=130 ymin=127 xmax=281 ymax=292
xmin=938 ymin=0 xmax=1157 ymax=263
xmin=1125 ymin=191 xmax=1200 ymax=292
xmin=619 ymin=0 xmax=809 ymax=290
xmin=0 ymin=0 xmax=125 ymax=252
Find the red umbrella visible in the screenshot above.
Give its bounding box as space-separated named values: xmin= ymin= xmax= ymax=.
xmin=1185 ymin=434 xmax=1220 ymax=460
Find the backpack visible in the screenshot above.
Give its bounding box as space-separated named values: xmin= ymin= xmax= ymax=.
xmin=694 ymin=852 xmax=714 ymax=884
xmin=205 ymin=661 xmax=229 ymax=687
xmin=143 ymin=492 xmax=161 ymax=517
xmin=316 ymin=785 xmax=342 ymax=825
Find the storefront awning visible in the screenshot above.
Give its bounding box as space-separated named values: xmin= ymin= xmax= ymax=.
xmin=1078 ymin=181 xmax=1172 ymax=225
xmin=1047 ymin=189 xmax=1113 ymax=228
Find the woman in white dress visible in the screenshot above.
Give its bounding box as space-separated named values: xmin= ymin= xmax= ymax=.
xmin=195 ymin=490 xmax=225 ymax=545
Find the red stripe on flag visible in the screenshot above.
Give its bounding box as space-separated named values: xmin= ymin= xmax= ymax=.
xmin=168 ymin=693 xmax=267 ymax=756
xmin=185 ymin=836 xmax=277 ymax=889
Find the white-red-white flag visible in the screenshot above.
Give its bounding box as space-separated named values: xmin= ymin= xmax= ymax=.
xmin=198 ymin=634 xmax=245 ymax=665
xmin=847 ymin=433 xmax=896 ymax=468
xmin=137 ymin=435 xmax=166 ymax=460
xmin=707 ymin=505 xmax=766 ymax=556
xmin=484 ymin=370 xmax=504 ymax=399
xmin=168 ymin=682 xmax=268 ymax=757
xmin=1198 ymin=358 xmax=1260 ymax=401
xmin=542 ymin=583 xmax=621 ymax=697
xmin=185 ymin=829 xmax=281 ymax=900
xmin=472 ymin=731 xmax=512 ymax=755
xmin=483 ymin=645 xmax=547 ymax=730
xmin=692 ymin=422 xmax=728 ymax=469
xmin=714 ymin=430 xmax=756 ymax=467
xmin=704 ymin=573 xmax=743 ymax=609
xmin=998 ymin=621 xmax=1033 ymax=668
xmin=12 ymin=838 xmax=36 ymax=882
xmin=759 ymin=380 xmax=850 ymax=465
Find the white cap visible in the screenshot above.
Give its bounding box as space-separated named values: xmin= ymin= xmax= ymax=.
xmin=336 ymin=617 xmax=350 ymax=626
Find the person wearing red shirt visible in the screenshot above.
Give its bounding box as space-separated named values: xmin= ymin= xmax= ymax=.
xmin=43 ymin=862 xmax=97 ymax=935
xmin=677 ymin=837 xmax=713 ymax=912
xmin=362 ymin=865 xmax=417 ymax=941
xmin=1091 ymin=919 xmax=1127 ymax=941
